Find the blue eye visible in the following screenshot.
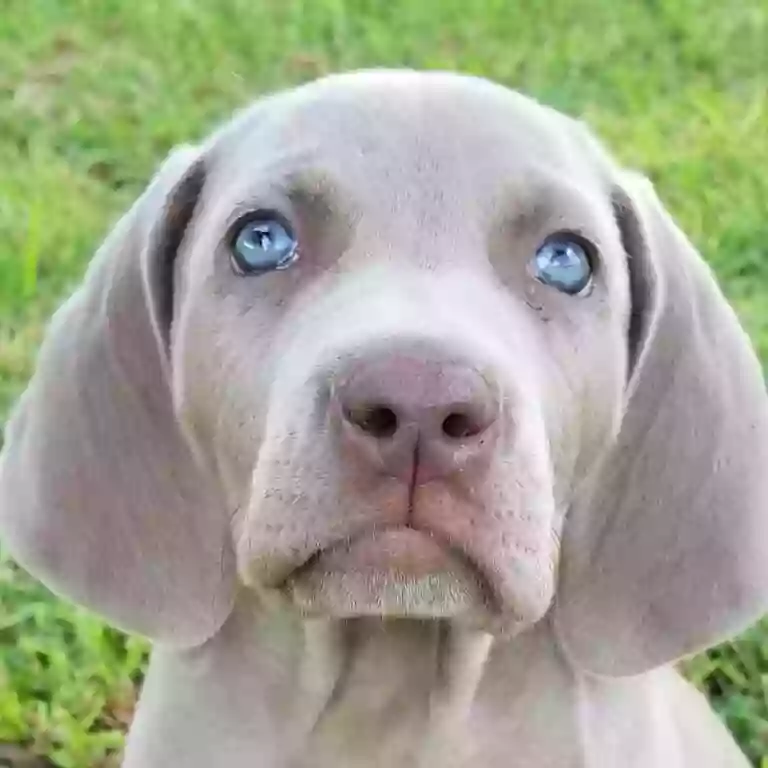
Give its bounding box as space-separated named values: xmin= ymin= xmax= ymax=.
xmin=532 ymin=236 xmax=594 ymax=295
xmin=231 ymin=214 xmax=299 ymax=274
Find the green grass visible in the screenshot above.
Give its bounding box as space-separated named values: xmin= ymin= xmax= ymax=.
xmin=0 ymin=0 xmax=767 ymax=765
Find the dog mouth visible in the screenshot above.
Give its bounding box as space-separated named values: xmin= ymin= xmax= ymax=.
xmin=284 ymin=525 xmax=500 ymax=625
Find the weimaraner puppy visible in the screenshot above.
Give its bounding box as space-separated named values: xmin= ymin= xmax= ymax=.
xmin=1 ymin=69 xmax=767 ymax=767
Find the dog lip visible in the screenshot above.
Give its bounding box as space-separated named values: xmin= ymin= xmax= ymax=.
xmin=282 ymin=523 xmax=502 ymax=615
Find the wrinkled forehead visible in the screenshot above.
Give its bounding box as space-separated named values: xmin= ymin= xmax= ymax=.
xmin=203 ymin=71 xmax=612 ymax=226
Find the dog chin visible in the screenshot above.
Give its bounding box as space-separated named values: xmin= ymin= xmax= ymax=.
xmin=285 ymin=527 xmax=495 ymax=626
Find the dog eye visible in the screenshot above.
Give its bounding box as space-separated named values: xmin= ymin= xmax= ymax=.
xmin=231 ymin=214 xmax=299 ymax=275
xmin=532 ymin=236 xmax=593 ymax=296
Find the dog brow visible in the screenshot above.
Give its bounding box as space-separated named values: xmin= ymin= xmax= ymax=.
xmin=280 ymin=167 xmax=359 ymax=223
xmin=490 ymin=173 xmax=605 ymax=241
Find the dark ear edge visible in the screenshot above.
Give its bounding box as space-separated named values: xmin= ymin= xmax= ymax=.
xmin=611 ymin=182 xmax=660 ymax=380
xmin=143 ymin=154 xmax=207 ymax=357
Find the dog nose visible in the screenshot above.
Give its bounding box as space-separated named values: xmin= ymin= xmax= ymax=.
xmin=331 ymin=350 xmax=500 ymax=482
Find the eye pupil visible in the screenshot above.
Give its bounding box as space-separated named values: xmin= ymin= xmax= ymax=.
xmin=532 ymin=237 xmax=593 ymax=295
xmin=231 ymin=215 xmax=298 ymax=274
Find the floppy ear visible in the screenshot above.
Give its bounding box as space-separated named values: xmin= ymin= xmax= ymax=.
xmin=0 ymin=146 xmax=236 ymax=648
xmin=555 ymin=170 xmax=768 ymax=676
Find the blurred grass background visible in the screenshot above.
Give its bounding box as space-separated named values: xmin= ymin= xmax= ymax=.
xmin=0 ymin=0 xmax=767 ymax=765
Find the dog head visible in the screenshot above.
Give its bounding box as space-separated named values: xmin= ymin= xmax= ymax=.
xmin=1 ymin=70 xmax=766 ymax=677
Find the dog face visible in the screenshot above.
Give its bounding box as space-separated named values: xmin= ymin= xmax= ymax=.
xmin=1 ymin=70 xmax=767 ymax=676
xmin=175 ymin=73 xmax=629 ymax=635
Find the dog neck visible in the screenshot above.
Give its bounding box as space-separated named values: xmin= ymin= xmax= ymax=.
xmin=123 ymin=592 xmax=585 ymax=767
xmin=295 ymin=616 xmax=493 ymax=766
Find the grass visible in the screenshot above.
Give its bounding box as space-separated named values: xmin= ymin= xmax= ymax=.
xmin=0 ymin=0 xmax=767 ymax=765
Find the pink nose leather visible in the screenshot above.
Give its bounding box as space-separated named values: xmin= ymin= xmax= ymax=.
xmin=331 ymin=350 xmax=500 ymax=483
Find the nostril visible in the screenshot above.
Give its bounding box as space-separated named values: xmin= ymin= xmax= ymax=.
xmin=344 ymin=404 xmax=399 ymax=439
xmin=441 ymin=410 xmax=485 ymax=440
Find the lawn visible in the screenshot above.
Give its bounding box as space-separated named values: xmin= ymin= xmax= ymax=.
xmin=0 ymin=0 xmax=767 ymax=765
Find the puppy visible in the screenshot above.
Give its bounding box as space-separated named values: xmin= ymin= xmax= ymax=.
xmin=1 ymin=70 xmax=766 ymax=767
